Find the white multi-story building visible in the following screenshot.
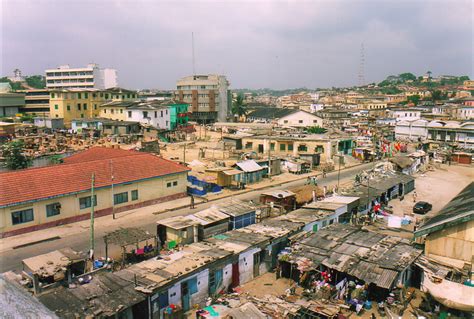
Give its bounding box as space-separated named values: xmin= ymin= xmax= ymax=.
xmin=127 ymin=102 xmax=171 ymax=130
xmin=388 ymin=109 xmax=421 ymax=122
xmin=45 ymin=64 xmax=118 ymax=90
xmin=175 ymin=74 xmax=230 ymax=122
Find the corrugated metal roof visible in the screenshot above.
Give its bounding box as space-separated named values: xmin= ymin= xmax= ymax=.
xmin=235 ymin=160 xmax=264 ymax=172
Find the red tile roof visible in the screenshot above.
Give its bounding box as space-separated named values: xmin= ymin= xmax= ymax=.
xmin=0 ymin=149 xmax=189 ymax=207
xmin=63 ymin=147 xmax=143 ymax=164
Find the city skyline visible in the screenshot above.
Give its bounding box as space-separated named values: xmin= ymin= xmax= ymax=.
xmin=2 ymin=0 xmax=473 ymax=90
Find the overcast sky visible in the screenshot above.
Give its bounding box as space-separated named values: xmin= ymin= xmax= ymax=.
xmin=1 ymin=0 xmax=473 ymax=89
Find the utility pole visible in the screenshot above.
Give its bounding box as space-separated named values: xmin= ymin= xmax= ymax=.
xmin=111 ymin=160 xmax=115 ymax=219
xmin=183 ymin=131 xmax=187 ymax=164
xmin=90 ymin=173 xmax=95 ymax=261
xmin=337 ymin=154 xmax=342 ymax=192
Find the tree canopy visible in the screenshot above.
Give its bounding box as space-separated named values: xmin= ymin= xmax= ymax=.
xmin=231 ymin=94 xmax=247 ymax=117
xmin=1 ymin=140 xmax=31 ymax=170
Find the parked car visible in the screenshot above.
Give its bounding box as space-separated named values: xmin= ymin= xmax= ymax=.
xmin=413 ymin=201 xmax=432 ymax=214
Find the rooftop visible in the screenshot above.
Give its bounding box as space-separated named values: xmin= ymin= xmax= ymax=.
xmin=415 ymin=182 xmax=474 ymax=237
xmin=0 ymin=147 xmax=189 ymax=208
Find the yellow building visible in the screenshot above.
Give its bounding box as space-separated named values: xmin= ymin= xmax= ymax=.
xmin=0 ymin=147 xmax=189 ymax=238
xmin=99 ymin=101 xmax=137 ymax=121
xmin=357 ymin=100 xmax=387 ymax=110
xmin=49 ymin=88 xmax=138 ymax=124
xmin=240 ymin=135 xmax=337 ymax=163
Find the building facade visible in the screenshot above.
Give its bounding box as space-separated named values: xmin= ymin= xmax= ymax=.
xmin=18 ymin=89 xmax=50 ymax=115
xmin=0 ymin=147 xmax=189 ymax=238
xmin=175 ymin=74 xmax=231 ymax=123
xmin=0 ymin=92 xmax=24 ymax=117
xmin=45 ymin=64 xmax=118 ymax=89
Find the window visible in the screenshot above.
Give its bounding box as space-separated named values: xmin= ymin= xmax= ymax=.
xmin=46 ymin=203 xmax=61 ymax=217
xmin=299 ymin=120 xmax=303 ymax=123
xmin=283 ymin=120 xmax=288 ymax=124
xmin=114 ymin=192 xmax=128 ymax=205
xmin=83 ymin=103 xmax=87 ymax=110
xmin=105 ymin=93 xmax=109 ymax=99
xmin=131 ymin=190 xmax=138 ymax=201
xmin=66 ymin=105 xmax=71 ymax=111
xmin=298 ymin=144 xmax=307 ymax=152
xmin=245 ymin=142 xmax=253 ymax=149
xmin=11 ymin=209 xmax=34 ymax=225
xmin=77 ymin=93 xmax=82 ymax=99
xmin=288 ymin=144 xmax=294 ymax=151
xmin=166 ymin=182 xmax=172 ymax=188
xmin=104 ymin=109 xmax=107 ymax=113
xmin=128 ymin=111 xmax=132 ymax=117
xmin=120 ymin=109 xmax=123 ymax=114
xmin=173 ymin=181 xmax=178 ymax=186
xmin=280 ymin=144 xmax=286 ymax=151
xmin=270 ymin=143 xmax=275 ymax=151
xmin=143 ymin=111 xmax=148 ymax=118
xmin=79 ymin=195 xmax=97 ymax=209
xmin=80 ymin=114 xmax=84 ymax=118
xmin=77 ymin=103 xmax=81 ymax=110
xmin=161 ymin=110 xmax=163 ymax=117
xmin=166 ymin=121 xmax=169 ymax=126
xmin=84 ymin=93 xmax=89 ymax=99
xmin=155 ymin=111 xmax=157 ymax=118
xmin=313 ymin=120 xmax=318 ymax=123
xmin=51 ymin=93 xmax=55 ymax=98
xmin=54 ymin=104 xmax=58 ymax=110
xmin=94 ymin=104 xmax=97 ymax=110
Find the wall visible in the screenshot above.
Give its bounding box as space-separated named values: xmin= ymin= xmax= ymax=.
xmin=49 ymin=91 xmax=103 ymax=122
xmin=238 ymin=247 xmax=260 ymax=285
xmin=241 ymin=137 xmax=334 ymax=163
xmin=99 ymin=106 xmax=127 ymax=121
xmin=0 ymin=172 xmax=187 ymax=237
xmin=277 ymin=111 xmax=323 ymax=128
xmin=128 ymin=108 xmax=171 ymax=130
xmin=425 ymin=220 xmax=474 ymax=264
xmin=190 ymin=269 xmax=210 ymax=307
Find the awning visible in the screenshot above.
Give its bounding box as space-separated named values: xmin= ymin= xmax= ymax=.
xmin=222 ymin=169 xmax=243 ymax=176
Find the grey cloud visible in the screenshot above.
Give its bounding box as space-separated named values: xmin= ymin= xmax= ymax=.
xmin=1 ymin=0 xmax=472 ymax=89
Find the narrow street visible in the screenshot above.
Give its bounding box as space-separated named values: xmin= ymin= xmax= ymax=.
xmin=0 ymin=163 xmax=374 ymax=273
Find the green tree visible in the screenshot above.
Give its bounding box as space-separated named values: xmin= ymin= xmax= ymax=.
xmin=306 ymin=126 xmax=327 ymax=134
xmin=25 ymin=75 xmax=46 ymax=89
xmin=459 ymin=75 xmax=470 ymax=82
xmin=407 ymin=95 xmax=421 ymax=106
xmin=399 ymin=73 xmax=416 ymax=81
xmin=1 ymin=140 xmax=31 ymax=170
xmin=431 ymin=90 xmax=447 ymax=102
xmin=231 ymin=94 xmax=247 ymax=117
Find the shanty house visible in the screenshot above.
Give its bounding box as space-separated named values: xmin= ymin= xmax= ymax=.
xmin=156 ymin=215 xmax=199 ymax=248
xmin=0 ymin=147 xmax=189 ymax=238
xmin=233 ymin=160 xmax=265 ymax=184
xmin=218 ymin=200 xmax=257 ymax=230
xmin=189 ymin=206 xmax=230 ymax=239
xmin=414 ymin=182 xmax=474 ymax=312
xmin=260 ymin=190 xmax=296 ymax=212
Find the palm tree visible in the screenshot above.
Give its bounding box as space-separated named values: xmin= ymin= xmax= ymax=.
xmin=231 ymin=94 xmax=246 ymax=119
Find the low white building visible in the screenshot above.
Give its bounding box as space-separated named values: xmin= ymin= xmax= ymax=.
xmin=127 ymin=102 xmax=171 ymax=130
xmin=395 ymin=119 xmax=429 ymax=141
xmin=247 ymin=107 xmax=323 ymax=128
xmin=389 ymin=109 xmax=421 ymax=122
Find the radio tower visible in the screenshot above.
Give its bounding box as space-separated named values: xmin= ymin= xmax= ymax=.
xmin=358 ymin=43 xmax=365 ymax=87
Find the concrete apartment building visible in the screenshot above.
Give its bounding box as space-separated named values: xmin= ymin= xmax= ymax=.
xmin=175 ymin=74 xmax=231 ymax=122
xmin=0 ymin=147 xmax=189 ymax=238
xmin=18 ymin=89 xmax=50 ymax=115
xmin=45 ymin=64 xmax=118 ymax=89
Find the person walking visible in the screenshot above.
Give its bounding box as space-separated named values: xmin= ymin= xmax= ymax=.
xmin=190 ymin=195 xmax=195 ymax=209
xmin=413 ymin=191 xmax=417 ymax=203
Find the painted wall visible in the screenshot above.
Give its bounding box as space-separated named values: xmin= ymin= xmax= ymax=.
xmin=277 ymin=111 xmax=323 ymax=127
xmin=128 ymin=108 xmax=171 ymax=130
xmin=425 ymin=220 xmax=474 ymax=264
xmin=0 ymin=172 xmax=187 ymax=236
xmin=238 ymin=247 xmax=260 ymax=285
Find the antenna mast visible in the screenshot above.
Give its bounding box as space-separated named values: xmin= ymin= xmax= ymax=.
xmin=358 ymin=43 xmax=365 ymax=87
xmin=192 ymin=32 xmax=196 ymax=75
